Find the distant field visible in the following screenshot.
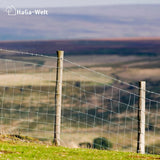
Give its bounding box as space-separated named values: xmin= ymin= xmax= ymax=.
xmin=1 ymin=39 xmax=160 ymax=84
xmin=0 ymin=40 xmax=160 ymax=153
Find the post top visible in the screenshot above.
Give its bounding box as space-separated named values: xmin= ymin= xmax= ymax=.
xmin=57 ymin=50 xmax=64 ymax=58
xmin=140 ymin=81 xmax=146 ymax=84
xmin=57 ymin=50 xmax=64 ymax=53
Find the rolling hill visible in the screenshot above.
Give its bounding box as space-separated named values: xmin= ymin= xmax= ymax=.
xmin=0 ymin=38 xmax=160 ymax=56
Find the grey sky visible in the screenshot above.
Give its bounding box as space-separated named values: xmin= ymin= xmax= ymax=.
xmin=1 ymin=0 xmax=160 ymax=8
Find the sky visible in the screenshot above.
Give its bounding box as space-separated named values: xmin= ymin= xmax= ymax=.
xmin=1 ymin=0 xmax=160 ymax=8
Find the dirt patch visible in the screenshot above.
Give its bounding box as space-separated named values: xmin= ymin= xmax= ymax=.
xmin=0 ymin=134 xmax=39 ymax=143
xmin=0 ymin=150 xmax=20 ymax=154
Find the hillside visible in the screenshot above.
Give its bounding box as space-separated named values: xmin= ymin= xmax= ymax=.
xmin=0 ymin=40 xmax=160 ymax=154
xmin=0 ymin=38 xmax=160 ymax=56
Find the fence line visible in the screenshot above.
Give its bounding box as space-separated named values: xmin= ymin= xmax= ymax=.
xmin=1 ymin=48 xmax=160 ymax=96
xmin=0 ymin=49 xmax=160 ymax=155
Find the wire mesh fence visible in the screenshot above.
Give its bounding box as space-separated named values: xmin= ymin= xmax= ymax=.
xmin=0 ymin=49 xmax=160 ymax=155
xmin=0 ymin=51 xmax=57 ymax=141
xmin=61 ymin=58 xmax=140 ymax=152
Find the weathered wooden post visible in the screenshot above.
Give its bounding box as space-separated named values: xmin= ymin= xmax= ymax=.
xmin=137 ymin=81 xmax=146 ymax=154
xmin=53 ymin=50 xmax=64 ymax=146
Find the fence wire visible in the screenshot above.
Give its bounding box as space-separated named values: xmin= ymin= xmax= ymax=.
xmin=0 ymin=49 xmax=160 ymax=154
xmin=0 ymin=54 xmax=57 ymax=141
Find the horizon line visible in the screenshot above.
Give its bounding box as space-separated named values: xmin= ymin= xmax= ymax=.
xmin=1 ymin=37 xmax=160 ymax=43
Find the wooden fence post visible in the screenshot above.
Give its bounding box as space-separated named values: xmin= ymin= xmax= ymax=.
xmin=53 ymin=50 xmax=64 ymax=146
xmin=137 ymin=81 xmax=146 ymax=154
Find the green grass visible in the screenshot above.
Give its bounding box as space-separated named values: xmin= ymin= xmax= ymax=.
xmin=0 ymin=141 xmax=160 ymax=160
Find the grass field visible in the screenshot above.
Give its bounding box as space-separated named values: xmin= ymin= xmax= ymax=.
xmin=0 ymin=140 xmax=160 ymax=160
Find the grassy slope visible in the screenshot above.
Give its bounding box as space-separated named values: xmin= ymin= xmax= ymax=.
xmin=0 ymin=141 xmax=160 ymax=160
